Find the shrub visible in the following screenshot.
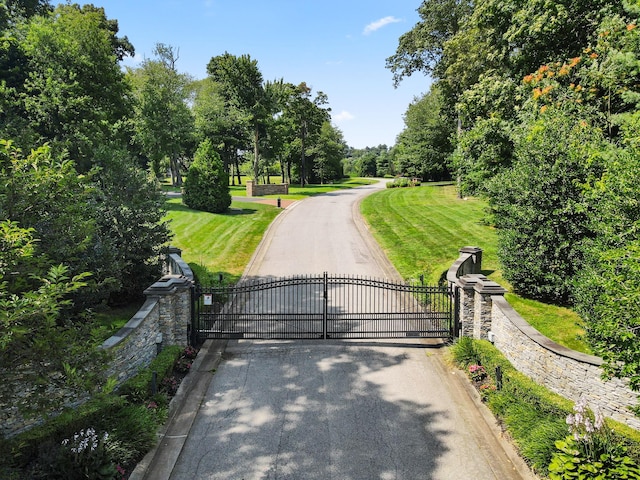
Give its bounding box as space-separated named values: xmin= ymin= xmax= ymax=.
xmin=448 ymin=339 xmax=640 ymax=475
xmin=118 ymin=345 xmax=182 ymax=403
xmin=486 ymin=108 xmax=606 ymax=304
xmin=182 ymin=139 xmax=231 ymax=213
xmin=386 ymin=177 xmax=420 ymax=188
xmin=549 ymin=396 xmax=640 ymax=479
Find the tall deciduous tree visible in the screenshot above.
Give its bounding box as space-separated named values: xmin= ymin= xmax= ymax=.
xmin=281 ymin=82 xmax=330 ymax=186
xmin=394 ymin=87 xmax=454 ymax=181
xmin=385 ymin=0 xmax=473 ymax=86
xmin=309 ymin=122 xmax=345 ymax=184
xmin=131 ymin=43 xmax=194 ymax=185
xmin=207 ymin=52 xmax=270 ymax=183
xmin=14 ymin=3 xmax=133 ymax=171
xmin=192 ymin=77 xmax=251 ymax=184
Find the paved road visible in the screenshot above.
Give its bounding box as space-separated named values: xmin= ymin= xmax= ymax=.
xmin=243 ymin=180 xmax=396 ymax=278
xmin=140 ymin=181 xmax=534 ymax=480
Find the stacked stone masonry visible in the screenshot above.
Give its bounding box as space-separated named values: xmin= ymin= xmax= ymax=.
xmin=449 ymin=247 xmax=640 ymax=430
xmin=246 ymin=180 xmax=289 ymax=197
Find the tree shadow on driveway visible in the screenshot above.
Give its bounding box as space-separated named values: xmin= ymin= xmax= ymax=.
xmin=169 ymin=340 xmax=504 ymax=480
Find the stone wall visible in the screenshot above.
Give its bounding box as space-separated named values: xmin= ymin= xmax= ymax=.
xmin=448 ymin=247 xmax=640 ymax=430
xmin=101 ymin=275 xmax=192 ymax=385
xmin=1 ymin=248 xmax=194 ymax=438
xmin=246 ymin=180 xmax=289 ymax=197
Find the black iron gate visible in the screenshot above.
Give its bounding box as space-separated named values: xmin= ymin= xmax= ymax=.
xmin=191 ymin=273 xmax=457 ymax=343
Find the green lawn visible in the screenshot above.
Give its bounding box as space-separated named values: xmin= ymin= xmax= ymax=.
xmin=163 ymin=180 xmax=589 ymax=353
xmin=360 ymin=183 xmax=591 ymax=354
xmin=360 ymin=182 xmax=499 ymax=284
xmin=164 ymin=198 xmax=281 ymax=283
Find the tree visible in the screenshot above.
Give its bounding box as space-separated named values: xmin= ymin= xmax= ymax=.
xmin=280 ymin=82 xmax=330 ymax=186
xmin=386 ymin=0 xmax=473 ymax=86
xmin=309 ymin=122 xmax=345 ymax=183
xmin=394 ymin=87 xmax=454 ymax=181
xmin=183 ymin=138 xmax=231 ymax=213
xmin=131 ymin=43 xmax=194 ymax=184
xmin=451 ymin=117 xmax=514 ymax=195
xmin=91 ymin=145 xmax=172 ymax=304
xmin=13 ymin=3 xmax=133 ymax=171
xmin=207 ymin=53 xmax=269 ymax=183
xmin=192 ymin=77 xmax=251 ymax=184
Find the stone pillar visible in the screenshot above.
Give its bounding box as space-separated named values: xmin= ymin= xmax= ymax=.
xmin=246 ymin=180 xmax=255 ymax=197
xmin=459 ymin=246 xmax=483 ymax=275
xmin=473 ymin=278 xmax=507 ymax=340
xmin=456 ymin=274 xmax=486 ymax=337
xmin=144 ymin=275 xmax=193 ymax=347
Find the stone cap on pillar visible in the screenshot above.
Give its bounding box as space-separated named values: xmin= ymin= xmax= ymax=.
xmin=144 ymin=275 xmax=193 ymax=296
xmin=474 ymin=278 xmax=507 ymax=296
xmin=457 ymin=273 xmax=486 ymax=290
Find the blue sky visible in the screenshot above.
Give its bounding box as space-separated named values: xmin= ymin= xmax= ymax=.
xmin=78 ymin=1 xmax=432 ymax=148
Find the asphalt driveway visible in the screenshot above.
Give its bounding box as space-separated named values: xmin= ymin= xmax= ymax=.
xmin=135 ymin=180 xmax=535 ymax=480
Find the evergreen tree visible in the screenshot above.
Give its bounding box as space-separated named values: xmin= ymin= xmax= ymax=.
xmin=183 ymin=139 xmax=231 ymax=213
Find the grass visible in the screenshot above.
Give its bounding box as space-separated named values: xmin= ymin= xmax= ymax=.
xmin=164 ymin=198 xmax=281 ymax=282
xmin=360 ymin=182 xmax=499 ymax=284
xmin=360 ymin=183 xmax=591 ymax=354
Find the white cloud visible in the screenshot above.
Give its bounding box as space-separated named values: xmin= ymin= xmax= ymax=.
xmin=363 ymin=16 xmax=402 ymax=35
xmin=334 ymin=110 xmax=355 ymax=122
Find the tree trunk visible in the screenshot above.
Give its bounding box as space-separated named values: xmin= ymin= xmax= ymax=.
xmin=253 ymin=125 xmax=260 ymax=184
xmin=234 ymin=150 xmax=242 ymax=185
xmin=300 ymin=133 xmax=306 ymax=188
xmin=171 ymin=156 xmax=182 ymax=187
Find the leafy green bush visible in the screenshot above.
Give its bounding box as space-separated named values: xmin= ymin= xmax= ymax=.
xmin=487 ymin=107 xmax=606 ymax=305
xmin=182 ymin=139 xmax=231 ymax=213
xmin=386 ymin=177 xmax=420 ymax=188
xmin=450 ymin=339 xmax=640 ymax=476
xmin=118 ymin=345 xmax=182 ymax=403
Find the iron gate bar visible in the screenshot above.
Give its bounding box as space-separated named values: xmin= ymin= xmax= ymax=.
xmin=191 ymin=272 xmax=455 ymax=342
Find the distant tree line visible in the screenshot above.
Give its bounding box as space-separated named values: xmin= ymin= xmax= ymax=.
xmin=387 ymin=0 xmax=640 ymax=391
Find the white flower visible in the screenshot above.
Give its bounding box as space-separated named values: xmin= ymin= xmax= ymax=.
xmin=595 ymin=410 xmax=605 ymax=431
xmin=584 ymin=418 xmax=594 ymax=433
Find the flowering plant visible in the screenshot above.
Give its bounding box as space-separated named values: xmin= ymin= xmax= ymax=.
xmin=548 ymin=395 xmax=640 ymax=479
xmin=183 ymin=345 xmax=198 ymax=359
xmin=57 ymin=428 xmax=117 ymax=480
xmin=478 ymin=383 xmax=497 ymax=401
xmin=161 ymin=375 xmax=179 ymax=396
xmin=174 ymin=357 xmax=193 ymax=373
xmin=468 ymin=364 xmax=487 ymax=382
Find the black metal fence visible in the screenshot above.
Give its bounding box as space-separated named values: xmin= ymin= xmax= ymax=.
xmin=191 ymin=273 xmax=457 ymax=343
